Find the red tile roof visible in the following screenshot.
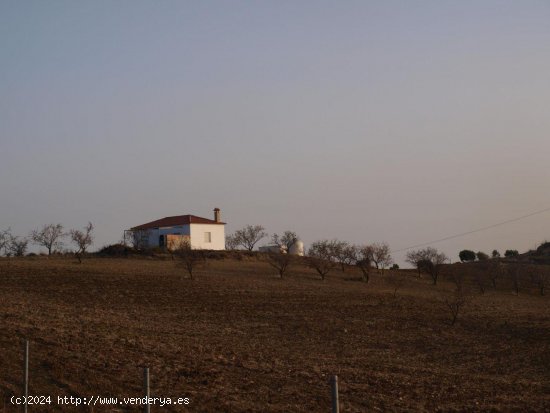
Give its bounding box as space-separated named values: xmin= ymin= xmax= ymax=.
xmin=131 ymin=215 xmax=225 ymax=230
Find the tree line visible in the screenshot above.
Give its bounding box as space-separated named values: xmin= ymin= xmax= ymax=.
xmin=0 ymin=223 xmax=94 ymax=262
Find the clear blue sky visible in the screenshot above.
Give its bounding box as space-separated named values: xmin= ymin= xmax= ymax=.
xmin=1 ymin=1 xmax=549 ymax=265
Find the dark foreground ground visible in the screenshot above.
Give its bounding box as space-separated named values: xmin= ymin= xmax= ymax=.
xmin=0 ymin=257 xmax=549 ymax=412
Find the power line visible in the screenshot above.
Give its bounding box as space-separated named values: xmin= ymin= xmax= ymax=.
xmin=392 ymin=206 xmax=550 ymax=253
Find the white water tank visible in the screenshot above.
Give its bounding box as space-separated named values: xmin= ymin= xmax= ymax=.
xmin=289 ymin=240 xmax=304 ymax=256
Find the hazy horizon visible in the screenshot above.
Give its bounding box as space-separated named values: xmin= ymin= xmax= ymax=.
xmin=1 ymin=1 xmax=550 ymax=266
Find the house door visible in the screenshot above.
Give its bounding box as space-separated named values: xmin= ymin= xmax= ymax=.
xmin=159 ymin=235 xmax=165 ymax=247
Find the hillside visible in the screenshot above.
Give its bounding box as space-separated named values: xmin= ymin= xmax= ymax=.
xmin=0 ymin=256 xmax=549 ymax=412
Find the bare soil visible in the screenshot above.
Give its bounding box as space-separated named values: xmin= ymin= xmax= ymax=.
xmin=0 ymin=257 xmax=549 ymax=412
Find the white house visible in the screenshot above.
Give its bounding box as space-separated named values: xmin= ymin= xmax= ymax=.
xmin=128 ymin=208 xmax=226 ymax=250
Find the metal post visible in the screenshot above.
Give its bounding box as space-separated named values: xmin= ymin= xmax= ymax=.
xmin=331 ymin=375 xmax=339 ymax=413
xmin=143 ymin=367 xmax=150 ymax=413
xmin=23 ymin=340 xmax=29 ymax=413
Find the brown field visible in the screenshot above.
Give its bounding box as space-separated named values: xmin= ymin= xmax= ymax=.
xmin=0 ymin=256 xmax=549 ymax=412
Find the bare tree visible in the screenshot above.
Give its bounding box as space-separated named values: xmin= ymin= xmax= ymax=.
xmin=225 ymin=234 xmax=240 ymax=250
xmin=407 ymin=247 xmax=447 ymax=285
xmin=271 ymin=231 xmax=298 ymax=252
xmin=405 ymin=249 xmax=425 ymax=277
xmin=449 ymin=271 xmax=465 ymax=292
xmin=330 ymin=241 xmax=356 ymax=272
xmin=307 ymin=240 xmax=339 ymax=280
xmin=229 ymin=225 xmax=267 ymax=251
xmin=508 ymin=263 xmax=521 ymax=295
xmin=444 ymin=288 xmax=467 ymax=326
xmin=175 ymin=240 xmax=206 ymax=279
xmin=367 ymin=242 xmax=393 ymax=273
xmin=8 ymin=236 xmax=29 ymax=257
xmin=30 ymin=223 xmax=65 ymax=255
xmin=472 ymin=270 xmax=486 ymax=295
xmin=70 ymin=222 xmax=94 ymax=263
xmin=355 ymin=245 xmax=373 ymax=283
xmin=386 ymin=272 xmax=405 ymax=297
xmin=266 ymin=252 xmax=294 ymax=278
xmin=531 ymin=268 xmax=549 ymax=296
xmin=0 ymin=228 xmax=12 ymax=256
xmin=480 ymin=259 xmax=502 ymax=289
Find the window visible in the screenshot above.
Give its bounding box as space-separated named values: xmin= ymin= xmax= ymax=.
xmin=204 ymin=232 xmax=212 ymax=243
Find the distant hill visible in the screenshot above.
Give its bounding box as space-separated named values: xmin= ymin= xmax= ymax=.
xmin=513 ymin=241 xmax=550 ymax=265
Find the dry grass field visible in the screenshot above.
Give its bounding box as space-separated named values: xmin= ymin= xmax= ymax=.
xmin=0 ymin=256 xmax=549 ymax=412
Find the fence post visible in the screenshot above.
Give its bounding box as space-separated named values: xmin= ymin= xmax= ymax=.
xmin=330 ymin=375 xmax=339 ymax=413
xmin=143 ymin=367 xmax=150 ymax=413
xmin=23 ymin=340 xmax=29 ymax=413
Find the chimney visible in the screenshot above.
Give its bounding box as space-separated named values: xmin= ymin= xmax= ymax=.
xmin=213 ymin=208 xmax=221 ymax=223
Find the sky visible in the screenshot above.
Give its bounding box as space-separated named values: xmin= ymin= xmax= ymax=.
xmin=1 ymin=0 xmax=550 ymax=266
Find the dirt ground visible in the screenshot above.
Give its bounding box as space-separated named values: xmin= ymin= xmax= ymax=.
xmin=0 ymin=256 xmax=549 ymax=412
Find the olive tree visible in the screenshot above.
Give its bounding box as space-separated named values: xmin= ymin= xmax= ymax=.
xmin=30 ymin=223 xmax=65 ymax=255
xmin=459 ymin=249 xmax=476 ymax=262
xmin=504 ymin=250 xmax=519 ymax=258
xmin=476 ymin=251 xmax=489 ymax=261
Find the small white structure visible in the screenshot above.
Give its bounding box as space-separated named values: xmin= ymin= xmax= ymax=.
xmin=289 ymin=240 xmax=305 ymax=256
xmin=259 ymin=239 xmax=305 ymax=256
xmin=128 ymin=208 xmax=226 ymax=250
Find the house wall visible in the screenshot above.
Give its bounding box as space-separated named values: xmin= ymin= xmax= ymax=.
xmin=189 ymin=223 xmax=225 ymax=250
xmin=145 ymin=225 xmax=190 ymax=247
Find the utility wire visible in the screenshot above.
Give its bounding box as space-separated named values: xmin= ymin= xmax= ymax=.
xmin=392 ymin=206 xmax=550 ymax=253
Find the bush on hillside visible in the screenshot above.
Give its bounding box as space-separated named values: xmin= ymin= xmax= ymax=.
xmin=97 ymin=243 xmax=135 ymax=257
